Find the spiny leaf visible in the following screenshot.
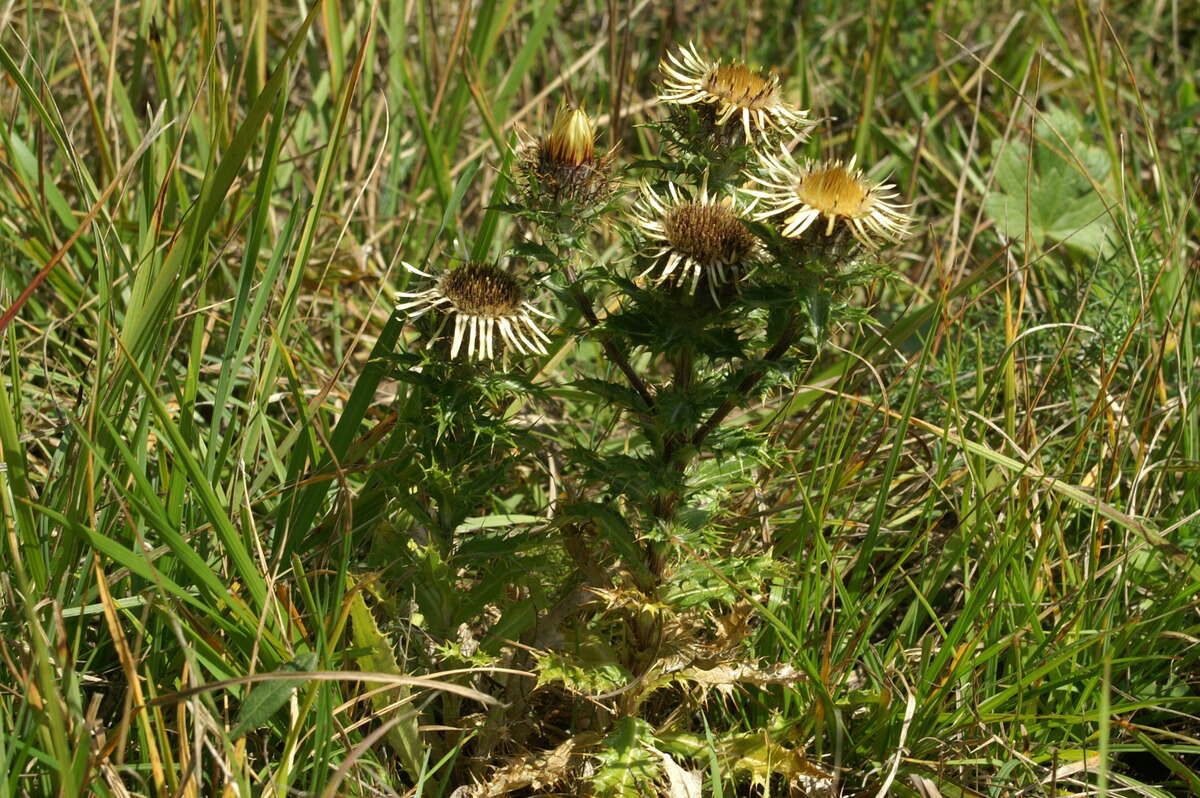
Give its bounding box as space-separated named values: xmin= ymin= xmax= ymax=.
xmin=592 ymin=717 xmax=660 ymax=797
xmin=347 ymin=576 xmax=425 ymax=779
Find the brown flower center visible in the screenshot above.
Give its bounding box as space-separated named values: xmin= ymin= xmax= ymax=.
xmin=703 ymin=64 xmax=775 ymax=108
xmin=663 ymin=203 xmax=756 ymax=266
xmin=796 ymin=166 xmax=871 ymax=217
xmin=440 ymin=263 xmax=523 ymax=317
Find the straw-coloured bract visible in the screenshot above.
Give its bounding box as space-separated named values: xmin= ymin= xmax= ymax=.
xmin=658 ymin=42 xmax=813 ymax=143
xmin=632 ymin=180 xmax=760 ymax=301
xmin=519 ymin=105 xmax=615 ymax=210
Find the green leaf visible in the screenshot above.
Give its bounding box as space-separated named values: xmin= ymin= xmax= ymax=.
xmin=454 ymin=513 xmax=542 ymax=533
xmin=536 ymin=649 xmax=628 ymax=693
xmin=509 ymin=239 xmax=559 ymax=263
xmin=230 ymin=653 xmax=318 ymax=739
xmin=592 ymin=717 xmax=659 ymax=797
xmin=571 ymin=377 xmax=650 ymax=412
xmin=347 ymin=576 xmax=425 ymax=779
xmin=1128 ymin=729 xmax=1200 ymax=794
xmin=983 ymin=106 xmax=1114 ymax=256
xmin=559 ymin=501 xmax=646 ymax=572
xmin=115 ymin=350 xmax=270 ymax=617
xmin=658 ymin=729 xmax=831 ymax=787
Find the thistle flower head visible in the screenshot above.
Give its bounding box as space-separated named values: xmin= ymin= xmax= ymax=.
xmin=544 ymin=105 xmax=596 ymax=166
xmin=657 ymin=42 xmax=813 ymax=144
xmin=749 ymin=149 xmax=912 ymax=248
xmin=519 ymin=105 xmax=615 ymax=211
xmin=395 ymin=262 xmax=553 ymax=361
xmin=632 ymin=180 xmax=760 ymax=301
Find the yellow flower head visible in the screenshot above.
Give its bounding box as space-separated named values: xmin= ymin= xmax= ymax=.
xmin=658 ymin=42 xmax=813 ymax=143
xmin=519 ymin=105 xmax=615 ymax=210
xmin=750 ymin=149 xmax=912 ymax=248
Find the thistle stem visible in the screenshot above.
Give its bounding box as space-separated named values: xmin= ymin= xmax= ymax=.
xmin=690 ymin=310 xmax=800 ymax=447
xmin=562 ymin=263 xmax=655 ymax=410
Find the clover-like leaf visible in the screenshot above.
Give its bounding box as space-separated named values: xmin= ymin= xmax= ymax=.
xmin=984 ymin=107 xmax=1114 ymax=257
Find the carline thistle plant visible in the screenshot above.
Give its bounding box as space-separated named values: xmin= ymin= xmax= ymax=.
xmin=388 ymin=40 xmax=917 ymax=794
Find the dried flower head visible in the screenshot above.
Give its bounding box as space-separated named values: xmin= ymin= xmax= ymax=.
xmin=750 ymin=149 xmax=912 ymax=248
xmin=545 ymin=105 xmax=595 ymax=166
xmin=632 ymin=180 xmax=760 ymax=300
xmin=395 ymin=262 xmax=553 ymax=360
xmin=519 ymin=105 xmax=615 ymax=210
xmin=658 ymin=42 xmax=812 ymax=143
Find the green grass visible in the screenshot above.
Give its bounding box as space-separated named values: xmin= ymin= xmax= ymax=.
xmin=1 ymin=0 xmax=1198 ymax=795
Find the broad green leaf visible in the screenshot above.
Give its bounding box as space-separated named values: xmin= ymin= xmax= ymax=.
xmin=659 ymin=730 xmax=831 ymax=787
xmin=536 ymin=649 xmax=628 ymax=693
xmin=230 ymin=653 xmax=318 ymax=738
xmin=592 ymin=717 xmax=659 ymax=797
xmin=983 ymin=107 xmax=1114 ymax=257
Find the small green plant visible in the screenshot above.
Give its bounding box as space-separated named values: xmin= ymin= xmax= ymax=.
xmin=984 ymin=106 xmax=1115 ymax=257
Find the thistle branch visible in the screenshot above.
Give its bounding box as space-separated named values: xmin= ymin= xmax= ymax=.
xmin=562 ymin=263 xmax=656 ymax=410
xmin=690 ymin=310 xmax=800 ymax=447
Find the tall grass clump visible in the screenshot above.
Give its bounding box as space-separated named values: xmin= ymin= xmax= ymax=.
xmin=1 ymin=1 xmax=1197 ymax=796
